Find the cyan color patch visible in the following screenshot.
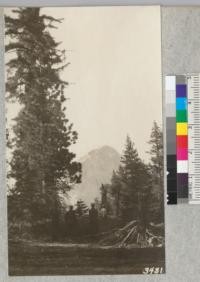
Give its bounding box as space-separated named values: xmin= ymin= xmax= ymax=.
xmin=176 ymin=97 xmax=187 ymax=110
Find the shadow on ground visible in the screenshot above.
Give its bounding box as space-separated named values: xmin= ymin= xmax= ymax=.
xmin=8 ymin=240 xmax=165 ymax=275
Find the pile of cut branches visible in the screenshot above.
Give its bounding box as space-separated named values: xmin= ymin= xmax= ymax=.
xmin=99 ymin=220 xmax=164 ymax=248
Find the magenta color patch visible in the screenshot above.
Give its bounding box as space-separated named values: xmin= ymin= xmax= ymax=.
xmin=177 ymin=148 xmax=188 ymax=160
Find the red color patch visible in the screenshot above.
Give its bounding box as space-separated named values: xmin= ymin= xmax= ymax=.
xmin=176 ymin=135 xmax=188 ymax=148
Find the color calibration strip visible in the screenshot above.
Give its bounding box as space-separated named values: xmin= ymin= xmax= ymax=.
xmin=188 ymin=74 xmax=200 ymax=204
xmin=176 ymin=75 xmax=188 ymax=203
xmin=166 ymin=74 xmax=200 ymax=205
xmin=165 ymin=76 xmax=177 ymax=204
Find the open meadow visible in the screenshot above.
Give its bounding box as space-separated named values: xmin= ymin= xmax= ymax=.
xmin=9 ymin=240 xmax=165 ymax=275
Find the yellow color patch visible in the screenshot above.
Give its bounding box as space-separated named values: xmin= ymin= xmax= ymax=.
xmin=176 ymin=122 xmax=188 ymax=135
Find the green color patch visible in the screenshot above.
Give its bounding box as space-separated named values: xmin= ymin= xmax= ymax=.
xmin=176 ymin=110 xmax=187 ymax=122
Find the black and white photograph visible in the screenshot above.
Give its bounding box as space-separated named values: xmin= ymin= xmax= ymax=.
xmin=5 ymin=6 xmax=165 ymax=275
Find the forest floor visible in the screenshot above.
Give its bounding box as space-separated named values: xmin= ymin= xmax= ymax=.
xmin=8 ymin=240 xmax=165 ymax=275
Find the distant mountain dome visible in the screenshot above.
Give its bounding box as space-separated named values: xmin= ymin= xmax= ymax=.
xmin=68 ymin=146 xmax=121 ymax=205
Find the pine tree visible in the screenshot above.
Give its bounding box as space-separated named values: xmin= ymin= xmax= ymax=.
xmin=100 ymin=184 xmax=112 ymax=214
xmin=120 ymin=136 xmax=140 ymax=220
xmin=148 ymin=122 xmax=163 ymax=186
xmin=76 ymin=200 xmax=88 ymax=217
xmin=5 ymin=8 xmax=82 ymax=236
xmin=147 ymin=121 xmax=164 ymax=222
xmin=100 ymin=184 xmax=108 ymax=207
xmin=110 ymin=170 xmax=122 ymax=217
xmin=116 ymin=136 xmax=148 ymax=222
xmin=94 ymin=197 xmax=101 ymax=213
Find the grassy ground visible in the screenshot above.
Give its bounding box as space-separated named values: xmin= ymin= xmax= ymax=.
xmin=8 ymin=240 xmax=165 ymax=275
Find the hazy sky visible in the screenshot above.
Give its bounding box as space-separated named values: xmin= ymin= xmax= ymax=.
xmin=6 ymin=6 xmax=162 ymax=161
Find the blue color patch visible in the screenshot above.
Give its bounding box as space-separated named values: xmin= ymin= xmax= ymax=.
xmin=176 ymin=84 xmax=187 ymax=97
xmin=176 ymin=98 xmax=187 ymax=110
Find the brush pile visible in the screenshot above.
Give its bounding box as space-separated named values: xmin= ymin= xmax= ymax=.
xmin=99 ymin=220 xmax=164 ymax=248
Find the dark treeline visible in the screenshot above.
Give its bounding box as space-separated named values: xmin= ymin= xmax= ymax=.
xmin=99 ymin=122 xmax=164 ymax=226
xmin=58 ymin=123 xmax=164 ymax=243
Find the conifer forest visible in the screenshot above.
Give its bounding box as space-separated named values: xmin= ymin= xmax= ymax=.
xmin=6 ymin=8 xmax=165 ymax=275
